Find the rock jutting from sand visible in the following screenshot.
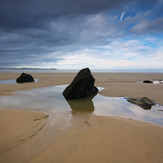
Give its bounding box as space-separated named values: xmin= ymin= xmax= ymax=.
xmin=126 ymin=97 xmax=156 ymax=110
xmin=63 ymin=68 xmax=99 ymax=99
xmin=143 ymin=80 xmax=153 ymax=83
xmin=16 ymin=73 xmax=35 ymax=83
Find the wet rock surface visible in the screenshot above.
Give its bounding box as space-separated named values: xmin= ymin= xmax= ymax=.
xmin=63 ymin=68 xmax=98 ymax=99
xmin=126 ymin=97 xmax=156 ymax=110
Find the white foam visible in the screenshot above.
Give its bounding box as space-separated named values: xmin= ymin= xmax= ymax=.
xmin=153 ymin=80 xmax=163 ymax=84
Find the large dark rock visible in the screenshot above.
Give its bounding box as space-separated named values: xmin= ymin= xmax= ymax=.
xmin=63 ymin=68 xmax=99 ymax=99
xmin=126 ymin=97 xmax=156 ymax=110
xmin=16 ymin=73 xmax=34 ymax=83
xmin=143 ymin=80 xmax=153 ymax=83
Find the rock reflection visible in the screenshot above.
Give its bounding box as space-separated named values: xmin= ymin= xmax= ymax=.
xmin=65 ymin=95 xmax=95 ymax=114
xmin=65 ymin=95 xmax=96 ymax=127
xmin=0 ymin=85 xmax=162 ymax=126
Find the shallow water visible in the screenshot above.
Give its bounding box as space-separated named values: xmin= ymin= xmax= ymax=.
xmin=0 ymin=79 xmax=17 ymax=84
xmin=0 ymin=79 xmax=38 ymax=84
xmin=0 ymin=85 xmax=162 ymax=126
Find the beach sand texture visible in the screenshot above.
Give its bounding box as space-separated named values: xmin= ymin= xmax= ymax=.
xmin=0 ymin=72 xmax=163 ymax=163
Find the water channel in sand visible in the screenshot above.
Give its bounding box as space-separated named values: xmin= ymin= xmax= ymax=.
xmin=0 ymin=79 xmax=38 ymax=84
xmin=0 ymin=85 xmax=162 ymax=126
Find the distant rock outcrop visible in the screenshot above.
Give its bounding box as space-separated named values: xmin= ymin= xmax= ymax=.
xmin=126 ymin=97 xmax=156 ymax=110
xmin=143 ymin=80 xmax=153 ymax=83
xmin=63 ymin=68 xmax=98 ymax=99
xmin=16 ymin=73 xmax=34 ymax=83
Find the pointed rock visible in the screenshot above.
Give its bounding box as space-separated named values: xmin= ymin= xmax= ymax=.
xmin=63 ymin=68 xmax=98 ymax=99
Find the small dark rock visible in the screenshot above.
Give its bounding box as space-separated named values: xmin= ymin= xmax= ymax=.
xmin=63 ymin=68 xmax=98 ymax=99
xmin=143 ymin=80 xmax=153 ymax=83
xmin=126 ymin=97 xmax=156 ymax=110
xmin=16 ymin=73 xmax=34 ymax=83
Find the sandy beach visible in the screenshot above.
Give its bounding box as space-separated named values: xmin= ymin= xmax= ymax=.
xmin=0 ymin=72 xmax=163 ymax=163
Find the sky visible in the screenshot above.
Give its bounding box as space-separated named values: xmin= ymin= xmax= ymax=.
xmin=0 ymin=0 xmax=163 ymax=69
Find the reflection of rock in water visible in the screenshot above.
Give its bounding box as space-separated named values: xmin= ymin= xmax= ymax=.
xmin=126 ymin=97 xmax=156 ymax=110
xmin=66 ymin=95 xmax=95 ymax=113
xmin=66 ymin=96 xmax=95 ymax=127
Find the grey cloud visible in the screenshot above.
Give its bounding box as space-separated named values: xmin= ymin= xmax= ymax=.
xmin=0 ymin=0 xmax=162 ymax=67
xmin=0 ymin=0 xmax=161 ymax=33
xmin=132 ymin=18 xmax=163 ymax=34
xmin=1 ymin=0 xmax=159 ymax=31
xmin=0 ymin=0 xmax=131 ymax=31
xmin=0 ymin=14 xmax=123 ymax=59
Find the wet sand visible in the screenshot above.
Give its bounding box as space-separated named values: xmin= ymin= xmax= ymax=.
xmin=0 ymin=72 xmax=163 ymax=163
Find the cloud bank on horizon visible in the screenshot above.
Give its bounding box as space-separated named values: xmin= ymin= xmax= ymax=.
xmin=0 ymin=0 xmax=163 ymax=69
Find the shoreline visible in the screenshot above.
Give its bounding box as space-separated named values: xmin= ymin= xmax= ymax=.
xmin=0 ymin=72 xmax=163 ymax=104
xmin=0 ymin=72 xmax=163 ymax=162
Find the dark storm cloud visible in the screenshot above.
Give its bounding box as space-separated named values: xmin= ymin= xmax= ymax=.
xmin=0 ymin=0 xmax=162 ymax=67
xmin=1 ymin=0 xmax=159 ymax=31
xmin=0 ymin=0 xmax=131 ymax=31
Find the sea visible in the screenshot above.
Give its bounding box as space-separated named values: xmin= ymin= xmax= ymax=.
xmin=0 ymin=68 xmax=163 ymax=73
